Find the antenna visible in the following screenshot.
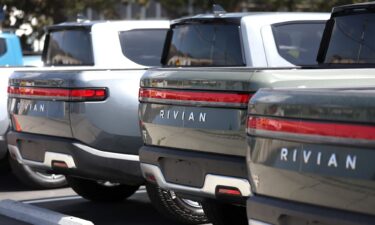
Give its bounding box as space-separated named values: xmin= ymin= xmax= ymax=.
xmin=212 ymin=4 xmax=227 ymax=16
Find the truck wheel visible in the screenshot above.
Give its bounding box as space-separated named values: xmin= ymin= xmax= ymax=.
xmin=146 ymin=182 xmax=209 ymax=225
xmin=0 ymin=155 xmax=10 ymax=173
xmin=66 ymin=176 xmax=139 ymax=202
xmin=9 ymin=156 xmax=67 ymax=189
xmin=201 ymin=199 xmax=247 ymax=225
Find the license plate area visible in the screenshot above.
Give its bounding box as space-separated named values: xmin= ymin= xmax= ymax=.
xmin=160 ymin=158 xmax=204 ymax=188
xmin=18 ymin=140 xmax=45 ymax=162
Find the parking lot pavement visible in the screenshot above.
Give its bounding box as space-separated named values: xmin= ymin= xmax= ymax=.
xmin=0 ymin=171 xmax=210 ymax=225
xmin=0 ymin=214 xmax=31 ymax=225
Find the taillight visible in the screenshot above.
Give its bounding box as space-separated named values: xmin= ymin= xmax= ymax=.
xmin=139 ymin=88 xmax=252 ymax=107
xmin=247 ymin=116 xmax=375 ymax=140
xmin=8 ymin=86 xmax=107 ymax=101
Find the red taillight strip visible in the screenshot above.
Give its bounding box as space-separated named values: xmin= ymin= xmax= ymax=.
xmin=8 ymin=86 xmax=107 ymax=101
xmin=248 ymin=116 xmax=375 ymax=140
xmin=139 ymin=88 xmax=251 ymax=105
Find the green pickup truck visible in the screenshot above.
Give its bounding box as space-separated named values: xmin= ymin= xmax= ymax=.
xmin=247 ymin=87 xmax=375 ymax=225
xmin=139 ymin=2 xmax=375 ymax=225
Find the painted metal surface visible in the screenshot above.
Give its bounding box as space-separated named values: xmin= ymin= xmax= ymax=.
xmin=247 ymin=88 xmax=375 ymax=216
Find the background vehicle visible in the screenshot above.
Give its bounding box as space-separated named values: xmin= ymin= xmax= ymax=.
xmin=0 ymin=33 xmax=23 ymax=66
xmin=246 ymin=3 xmax=375 ymax=225
xmin=138 ymin=10 xmax=329 ymax=225
xmin=6 ymin=19 xmax=207 ymax=225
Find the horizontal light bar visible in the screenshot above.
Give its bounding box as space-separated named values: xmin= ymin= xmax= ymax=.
xmin=248 ymin=116 xmax=375 ymax=140
xmin=8 ymin=86 xmax=107 ymax=101
xmin=139 ymin=88 xmax=251 ymax=105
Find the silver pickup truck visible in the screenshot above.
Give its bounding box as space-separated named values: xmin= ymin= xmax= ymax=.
xmin=138 ymin=3 xmax=375 ymax=225
xmin=6 ymin=20 xmax=169 ymax=193
xmin=138 ymin=9 xmax=329 ymax=224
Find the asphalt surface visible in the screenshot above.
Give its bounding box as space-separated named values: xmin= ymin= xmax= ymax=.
xmin=0 ymin=170 xmax=205 ymax=225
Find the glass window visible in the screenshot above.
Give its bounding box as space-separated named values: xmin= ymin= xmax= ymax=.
xmin=273 ymin=22 xmax=326 ymax=66
xmin=0 ymin=38 xmax=7 ymax=56
xmin=46 ymin=29 xmax=94 ymax=66
xmin=119 ymin=29 xmax=168 ymax=66
xmin=164 ymin=24 xmax=244 ymax=67
xmin=324 ymin=13 xmax=375 ymax=64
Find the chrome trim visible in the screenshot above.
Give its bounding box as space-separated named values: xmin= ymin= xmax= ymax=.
xmin=249 ymin=219 xmax=272 ymax=225
xmin=73 ymin=143 xmax=139 ymax=161
xmin=140 ymin=163 xmax=251 ymax=197
xmin=8 ymin=144 xmax=76 ymax=169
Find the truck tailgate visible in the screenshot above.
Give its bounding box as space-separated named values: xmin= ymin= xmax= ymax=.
xmin=8 ymin=70 xmax=74 ymax=138
xmin=8 ymin=68 xmax=144 ymax=155
xmin=247 ymin=88 xmax=375 ymax=216
xmin=139 ymin=68 xmax=256 ymax=157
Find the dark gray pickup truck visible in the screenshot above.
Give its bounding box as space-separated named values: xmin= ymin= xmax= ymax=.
xmin=247 ymin=88 xmax=375 ymax=224
xmin=139 ymin=2 xmax=375 ymax=225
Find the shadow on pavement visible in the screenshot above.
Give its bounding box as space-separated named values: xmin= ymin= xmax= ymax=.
xmin=0 ymin=172 xmax=35 ymax=192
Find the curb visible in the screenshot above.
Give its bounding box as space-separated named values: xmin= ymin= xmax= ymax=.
xmin=0 ymin=199 xmax=94 ymax=225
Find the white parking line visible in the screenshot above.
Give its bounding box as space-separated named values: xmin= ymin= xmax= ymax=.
xmin=22 ymin=189 xmax=147 ymax=204
xmin=23 ymin=196 xmax=82 ymax=204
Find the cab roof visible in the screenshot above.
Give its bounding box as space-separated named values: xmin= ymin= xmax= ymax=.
xmin=171 ymin=12 xmax=329 ymax=25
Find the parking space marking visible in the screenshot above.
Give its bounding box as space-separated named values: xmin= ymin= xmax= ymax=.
xmin=22 ymin=189 xmax=147 ymax=204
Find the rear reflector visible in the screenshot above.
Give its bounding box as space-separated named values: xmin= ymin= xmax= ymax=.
xmin=216 ymin=187 xmax=242 ymax=196
xmin=11 ymin=115 xmax=22 ymax=132
xmin=52 ymin=161 xmax=69 ymax=169
xmin=145 ymin=173 xmax=157 ymax=183
xmin=139 ymin=88 xmax=251 ymax=105
xmin=248 ymin=116 xmax=375 ymax=140
xmin=8 ymin=86 xmax=107 ymax=101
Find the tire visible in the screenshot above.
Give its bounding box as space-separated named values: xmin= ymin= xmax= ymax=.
xmin=146 ymin=182 xmax=209 ymax=225
xmin=201 ymin=199 xmax=247 ymax=225
xmin=0 ymin=155 xmax=10 ymax=174
xmin=66 ymin=176 xmax=139 ymax=202
xmin=9 ymin=156 xmax=67 ymax=189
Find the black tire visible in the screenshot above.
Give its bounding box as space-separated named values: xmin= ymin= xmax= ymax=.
xmin=146 ymin=182 xmax=209 ymax=225
xmin=0 ymin=155 xmax=10 ymax=174
xmin=201 ymin=199 xmax=247 ymax=225
xmin=67 ymin=176 xmax=139 ymax=202
xmin=9 ymin=156 xmax=67 ymax=189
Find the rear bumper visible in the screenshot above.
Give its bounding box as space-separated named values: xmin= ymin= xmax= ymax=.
xmin=247 ymin=195 xmax=375 ymax=225
xmin=140 ymin=145 xmax=250 ymax=200
xmin=7 ymin=131 xmax=143 ymax=185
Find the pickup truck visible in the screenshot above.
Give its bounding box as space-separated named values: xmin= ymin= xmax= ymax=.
xmin=246 ymin=4 xmax=375 ymax=225
xmin=138 ymin=10 xmax=330 ymax=224
xmin=247 ymin=87 xmax=375 ymax=225
xmin=6 ymin=20 xmax=170 ymax=193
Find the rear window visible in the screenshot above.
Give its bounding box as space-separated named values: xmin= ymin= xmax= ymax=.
xmin=0 ymin=38 xmax=7 ymax=57
xmin=324 ymin=13 xmax=375 ymax=64
xmin=272 ymin=22 xmax=325 ymax=66
xmin=119 ymin=29 xmax=168 ymax=66
xmin=163 ymin=24 xmax=244 ymax=67
xmin=45 ymin=29 xmax=94 ymax=66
